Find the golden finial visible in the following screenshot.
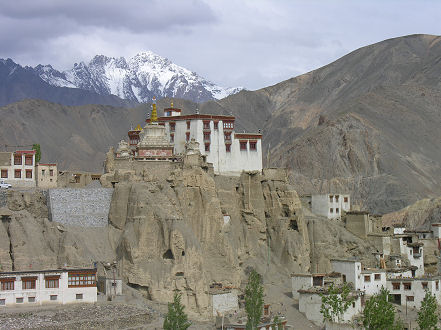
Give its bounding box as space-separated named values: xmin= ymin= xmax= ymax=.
xmin=151 ymin=97 xmax=158 ymax=123
xmin=135 ymin=124 xmax=142 ymax=131
xmin=171 ymin=102 xmax=174 ymax=108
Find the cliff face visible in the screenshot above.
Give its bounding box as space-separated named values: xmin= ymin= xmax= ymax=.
xmin=109 ymin=167 xmax=310 ymax=317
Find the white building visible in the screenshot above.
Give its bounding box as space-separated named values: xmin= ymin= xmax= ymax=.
xmin=360 ymin=270 xmax=387 ymax=296
xmin=396 ymin=235 xmax=425 ymax=277
xmin=0 ymin=268 xmax=97 ymax=307
xmin=386 ymin=277 xmax=441 ymax=308
xmin=431 ymin=223 xmax=441 ymax=239
xmin=331 ymin=259 xmax=362 ymax=290
xmin=0 ymin=150 xmax=36 ymax=187
xmin=291 ymin=274 xmax=325 ymax=299
xmin=298 ymin=288 xmax=362 ymax=326
xmin=210 ymin=289 xmax=239 ymax=316
xmin=310 ymin=194 xmax=350 ymax=219
xmin=154 ymin=105 xmax=263 ymax=176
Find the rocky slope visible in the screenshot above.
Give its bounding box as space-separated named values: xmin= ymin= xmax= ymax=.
xmin=34 ymin=52 xmax=242 ymax=103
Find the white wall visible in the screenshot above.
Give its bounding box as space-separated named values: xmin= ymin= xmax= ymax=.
xmin=0 ymin=153 xmax=36 ymax=187
xmin=331 ymin=260 xmax=362 ymax=290
xmin=212 ymin=291 xmax=239 ymax=316
xmin=311 ymin=194 xmax=350 ymax=219
xmin=360 ymin=272 xmax=386 ymax=296
xmin=386 ymin=279 xmax=441 ymax=308
xmin=291 ymin=275 xmax=313 ymax=299
xmin=0 ymin=270 xmax=97 ymax=307
xmin=432 ymin=225 xmax=441 ymax=239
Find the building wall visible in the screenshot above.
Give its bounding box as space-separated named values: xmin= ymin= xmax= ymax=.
xmin=165 ymin=118 xmax=262 ymax=176
xmin=211 ymin=291 xmax=239 ymax=316
xmin=97 ymin=277 xmax=123 ymax=296
xmin=399 ymin=238 xmax=425 ymax=276
xmin=299 ymin=292 xmax=361 ymax=326
xmin=0 ymin=271 xmax=97 ymax=307
xmin=291 ymin=275 xmax=313 ymax=300
xmin=345 ymin=213 xmax=369 ymax=238
xmin=432 ymin=225 xmax=441 ymax=239
xmin=48 ymin=188 xmax=113 ymax=227
xmin=311 ymin=194 xmax=350 ymax=219
xmin=360 ymin=272 xmax=386 ymax=296
xmin=386 ymin=279 xmax=441 ymax=308
xmin=0 ymin=152 xmax=36 ymax=187
xmin=331 ymin=260 xmax=362 ymax=290
xmin=57 ymin=171 xmax=102 ymax=188
xmin=36 ymin=164 xmax=58 ymax=188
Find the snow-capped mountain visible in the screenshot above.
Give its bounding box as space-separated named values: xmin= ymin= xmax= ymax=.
xmin=35 ymin=52 xmax=242 ymax=103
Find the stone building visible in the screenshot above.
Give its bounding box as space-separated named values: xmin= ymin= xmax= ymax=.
xmin=0 ymin=150 xmax=36 ymax=187
xmin=118 ymin=99 xmax=263 ymax=176
xmin=0 ymin=268 xmax=97 ymax=307
xmin=36 ymin=163 xmax=58 ymax=188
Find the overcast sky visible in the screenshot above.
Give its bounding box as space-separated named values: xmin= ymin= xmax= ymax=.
xmin=0 ymin=0 xmax=440 ymax=90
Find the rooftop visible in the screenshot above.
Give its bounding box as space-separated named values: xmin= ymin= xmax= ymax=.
xmin=0 ymin=268 xmax=96 ymax=276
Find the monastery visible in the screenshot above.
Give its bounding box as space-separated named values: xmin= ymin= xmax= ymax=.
xmin=113 ymin=98 xmax=263 ymax=176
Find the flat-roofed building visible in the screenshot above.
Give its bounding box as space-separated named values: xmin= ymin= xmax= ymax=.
xmin=36 ymin=163 xmax=58 ymax=188
xmin=0 ymin=150 xmax=36 ymax=187
xmin=0 ymin=268 xmax=97 ymax=307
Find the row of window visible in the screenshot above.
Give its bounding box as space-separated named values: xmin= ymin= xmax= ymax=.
xmin=363 ymin=274 xmax=382 ymax=282
xmin=13 ymin=155 xmax=34 ymax=166
xmin=41 ymin=169 xmax=55 ymax=176
xmin=391 ymin=281 xmax=439 ymax=291
xmin=329 ymin=208 xmax=340 ymax=213
xmin=0 ymin=274 xmax=96 ymax=291
xmin=0 ymin=294 xmax=84 ymax=305
xmin=203 ymin=141 xmax=258 ymax=153
xmin=0 ymin=169 xmax=33 ymax=179
xmin=329 ymin=195 xmax=349 ymax=203
xmin=169 ymin=120 xmax=234 ymax=132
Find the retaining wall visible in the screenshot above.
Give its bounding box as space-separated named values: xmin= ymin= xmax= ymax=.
xmin=48 ymin=188 xmax=113 ymax=227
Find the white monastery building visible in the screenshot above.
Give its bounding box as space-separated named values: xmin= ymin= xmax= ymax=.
xmin=305 ymin=194 xmax=351 ymax=219
xmin=125 ymin=100 xmax=263 ymax=176
xmin=0 ymin=268 xmax=97 ymax=307
xmin=0 ymin=150 xmax=36 ymax=187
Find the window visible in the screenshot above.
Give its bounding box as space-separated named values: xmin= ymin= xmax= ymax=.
xmin=42 ymin=169 xmax=46 ymax=175
xmin=205 ymin=143 xmax=210 ymax=152
xmin=26 ymin=170 xmax=32 ymax=179
xmin=406 ymin=296 xmax=414 ymax=302
xmin=1 ymin=279 xmax=15 ymax=291
xmin=374 ymin=274 xmax=381 ymax=281
xmin=50 ymin=295 xmax=57 ymax=301
xmin=335 ymin=195 xmax=339 ymax=202
xmin=16 ymin=298 xmax=23 ymax=303
xmin=223 ymin=121 xmax=234 ymax=129
xmin=186 ymin=121 xmax=190 ymax=129
xmin=422 ymin=282 xmax=428 ymax=289
xmin=25 ymin=155 xmax=33 ymax=165
xmin=14 ymin=169 xmax=21 ymax=178
xmin=240 ymin=141 xmax=247 ymax=151
xmin=0 ymin=299 xmax=5 ymax=305
xmin=330 ymin=208 xmax=333 ymax=213
xmin=28 ymin=297 xmax=35 ymax=303
xmin=224 ymin=132 xmax=231 ymax=141
xmin=225 ymin=144 xmax=231 ymax=152
xmin=22 ymin=277 xmax=36 ymax=290
xmin=364 ymin=275 xmax=371 ymax=282
xmin=436 ymin=281 xmax=439 ymax=291
xmin=49 ymin=169 xmax=54 ymax=176
xmin=214 ymin=121 xmax=218 ymax=130
xmin=169 ymin=122 xmax=175 ymax=132
xmin=336 ymin=208 xmax=339 ymax=213
xmin=185 ymin=132 xmax=190 ymax=142
xmin=329 ymin=195 xmax=333 ymax=202
xmin=249 ymin=141 xmax=257 ymax=151
xmin=14 ymin=155 xmax=22 ymax=165
xmin=203 ymin=132 xmax=211 ymax=141
xmin=170 ymin=134 xmax=174 ymax=143
xmin=203 ymin=121 xmax=210 ymax=129
xmin=68 ymin=273 xmax=96 ymax=287
xmin=344 ymin=197 xmax=348 ymax=203
xmin=1 ymin=169 xmax=7 ymax=178
xmin=76 ymin=294 xmax=83 ymax=300
xmin=352 ymin=302 xmax=355 ymax=308
xmin=392 ymin=282 xmax=400 ymax=290
xmin=404 ymin=282 xmax=411 ymax=290
xmin=45 ymin=277 xmax=60 ymax=289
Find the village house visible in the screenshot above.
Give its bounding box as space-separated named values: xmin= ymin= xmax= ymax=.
xmin=0 ymin=150 xmax=36 ymax=187
xmin=386 ymin=276 xmax=441 ymax=308
xmin=302 ymin=194 xmax=350 ymax=219
xmin=0 ymin=268 xmax=97 ymax=307
xmin=118 ymin=99 xmax=263 ymax=176
xmin=36 ymin=163 xmax=58 ymax=188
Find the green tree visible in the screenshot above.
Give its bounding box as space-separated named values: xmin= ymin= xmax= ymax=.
xmin=245 ymin=269 xmax=264 ymax=330
xmin=320 ymin=282 xmax=354 ymax=323
xmin=363 ymin=287 xmax=403 ymax=330
xmin=418 ymin=290 xmax=439 ymax=330
xmin=32 ymin=144 xmax=41 ymax=163
xmin=163 ymin=292 xmax=191 ymax=330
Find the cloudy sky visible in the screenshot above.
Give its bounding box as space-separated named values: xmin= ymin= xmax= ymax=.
xmin=0 ymin=0 xmax=440 ymax=90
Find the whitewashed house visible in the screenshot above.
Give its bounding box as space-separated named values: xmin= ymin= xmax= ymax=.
xmin=0 ymin=268 xmax=97 ymax=307
xmin=330 ymin=259 xmax=362 ymax=290
xmin=386 ymin=277 xmax=441 ymax=308
xmin=0 ymin=150 xmax=36 ymax=187
xmin=309 ymin=194 xmax=350 ymax=219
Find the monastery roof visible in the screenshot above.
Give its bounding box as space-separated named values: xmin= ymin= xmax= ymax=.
xmin=0 ymin=268 xmax=96 ymax=276
xmin=149 ymin=113 xmax=236 ymax=123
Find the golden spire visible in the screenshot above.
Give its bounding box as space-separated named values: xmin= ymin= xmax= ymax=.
xmin=151 ymin=96 xmax=158 ymax=123
xmin=171 ymin=101 xmax=174 ymax=108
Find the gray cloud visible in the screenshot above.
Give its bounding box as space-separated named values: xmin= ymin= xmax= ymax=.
xmin=0 ymin=0 xmax=440 ymax=90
